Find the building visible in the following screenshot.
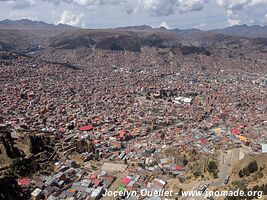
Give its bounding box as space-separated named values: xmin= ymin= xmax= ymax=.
xmin=31 ymin=188 xmax=42 ymax=200
xmin=262 ymin=144 xmax=267 ymax=153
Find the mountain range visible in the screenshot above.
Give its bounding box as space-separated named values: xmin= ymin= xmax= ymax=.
xmin=0 ymin=19 xmax=267 ymax=38
xmin=0 ymin=19 xmax=78 ymax=30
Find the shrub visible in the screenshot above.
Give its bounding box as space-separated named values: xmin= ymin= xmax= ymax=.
xmin=243 ymin=167 xmax=250 ymax=176
xmin=239 ymin=170 xmax=244 ymax=178
xmin=208 ymin=160 xmax=217 ymax=173
xmin=248 ymin=161 xmax=258 ymax=174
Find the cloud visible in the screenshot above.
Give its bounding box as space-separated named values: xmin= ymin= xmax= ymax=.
xmin=126 ymin=0 xmax=209 ymax=16
xmin=69 ymin=0 xmax=123 ymax=7
xmin=227 ymin=18 xmax=241 ymax=25
xmin=0 ymin=0 xmax=58 ymax=9
xmin=58 ymin=10 xmax=85 ymax=27
xmin=177 ymin=0 xmax=209 ymax=13
xmin=262 ymin=13 xmax=267 ymax=23
xmin=159 ymin=21 xmax=170 ymax=29
xmin=216 ymin=0 xmax=267 ymax=10
xmin=193 ymin=22 xmax=207 ymax=29
xmin=50 ymin=0 xmax=125 ymax=8
xmin=216 ymin=0 xmax=267 ymax=24
xmin=0 ymin=0 xmax=124 ymax=8
xmin=1 ymin=0 xmax=266 ymax=27
xmin=5 ymin=0 xmax=36 ymax=9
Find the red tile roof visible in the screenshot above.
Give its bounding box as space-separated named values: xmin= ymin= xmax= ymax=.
xmin=79 ymin=125 xmax=93 ymax=131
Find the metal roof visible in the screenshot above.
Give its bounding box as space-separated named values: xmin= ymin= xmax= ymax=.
xmin=262 ymin=144 xmax=267 ymax=153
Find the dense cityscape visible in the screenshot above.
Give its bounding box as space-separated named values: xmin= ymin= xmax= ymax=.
xmin=0 ymin=19 xmax=267 ymax=200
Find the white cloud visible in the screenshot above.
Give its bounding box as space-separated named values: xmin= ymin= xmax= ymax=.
xmin=136 ymin=0 xmax=177 ymax=16
xmin=227 ymin=18 xmax=241 ymax=25
xmin=128 ymin=0 xmax=209 ymax=16
xmin=262 ymin=13 xmax=267 ymax=23
xmin=2 ymin=0 xmax=124 ymax=8
xmin=216 ymin=0 xmax=267 ymax=25
xmin=177 ymin=0 xmax=209 ymax=13
xmin=60 ymin=0 xmax=125 ymax=8
xmin=159 ymin=21 xmax=170 ymax=29
xmin=248 ymin=0 xmax=267 ymax=6
xmin=1 ymin=0 xmax=267 ymax=28
xmin=193 ymin=22 xmax=207 ymax=29
xmin=8 ymin=0 xmax=36 ymax=9
xmin=216 ymin=0 xmax=267 ymax=10
xmin=58 ymin=10 xmax=85 ymax=27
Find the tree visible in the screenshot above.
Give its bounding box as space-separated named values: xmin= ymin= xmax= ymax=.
xmin=95 ymin=149 xmax=100 ymax=160
xmin=263 ymin=184 xmax=267 ymax=195
xmin=213 ymin=171 xmax=218 ymax=179
xmin=182 ymin=154 xmax=188 ymax=166
xmin=146 ymin=127 xmax=151 ymax=134
xmin=208 ymin=161 xmax=218 ymax=174
xmin=178 ymin=188 xmax=183 ymax=196
xmin=239 ymin=170 xmax=244 ymax=178
xmin=192 ymin=149 xmax=197 ymax=155
xmin=160 ymin=132 xmax=165 ymax=140
xmin=248 ymin=161 xmax=258 ymax=174
xmin=243 ymin=167 xmax=250 ymax=177
xmin=193 ymin=171 xmax=202 ymax=177
xmin=183 ymin=158 xmax=188 ymax=166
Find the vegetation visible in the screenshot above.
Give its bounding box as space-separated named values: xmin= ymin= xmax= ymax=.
xmin=226 ymin=183 xmax=267 ymax=200
xmin=207 ymin=160 xmax=218 ymax=178
xmin=238 ymin=160 xmax=258 ymax=178
xmin=182 ymin=155 xmax=188 ymax=166
xmin=178 ymin=188 xmax=183 ymax=196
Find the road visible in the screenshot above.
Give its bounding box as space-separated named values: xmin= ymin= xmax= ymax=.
xmin=181 ymin=150 xmax=234 ymax=200
xmin=210 ymin=150 xmax=233 ymax=187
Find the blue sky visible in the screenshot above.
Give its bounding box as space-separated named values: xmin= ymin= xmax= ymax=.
xmin=0 ymin=0 xmax=266 ymax=29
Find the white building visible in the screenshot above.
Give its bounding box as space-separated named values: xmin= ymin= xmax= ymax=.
xmin=262 ymin=144 xmax=267 ymax=153
xmin=31 ymin=188 xmax=42 ymax=200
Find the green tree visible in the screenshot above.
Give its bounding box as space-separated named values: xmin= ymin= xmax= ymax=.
xmin=160 ymin=132 xmax=165 ymax=140
xmin=208 ymin=161 xmax=218 ymax=174
xmin=239 ymin=170 xmax=244 ymax=178
xmin=248 ymin=161 xmax=258 ymax=174
xmin=178 ymin=188 xmax=183 ymax=196
xmin=243 ymin=167 xmax=250 ymax=176
xmin=183 ymin=155 xmax=188 ymax=166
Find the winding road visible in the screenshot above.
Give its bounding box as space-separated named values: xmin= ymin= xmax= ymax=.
xmin=182 ymin=150 xmax=234 ymax=200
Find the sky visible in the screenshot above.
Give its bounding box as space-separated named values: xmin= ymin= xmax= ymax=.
xmin=0 ymin=0 xmax=266 ymax=30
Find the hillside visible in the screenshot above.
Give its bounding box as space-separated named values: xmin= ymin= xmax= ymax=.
xmin=0 ymin=19 xmax=77 ymax=30
xmin=211 ymin=24 xmax=267 ymax=38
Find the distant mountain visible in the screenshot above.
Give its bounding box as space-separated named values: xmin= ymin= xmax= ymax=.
xmin=171 ymin=28 xmax=239 ymax=44
xmin=116 ymin=24 xmax=267 ymax=39
xmin=115 ymin=25 xmax=153 ymax=30
xmin=172 ymin=28 xmax=206 ymax=36
xmin=211 ymin=24 xmax=267 ymax=38
xmin=115 ymin=25 xmax=170 ymax=31
xmin=1 ymin=19 xmax=266 ymax=38
xmin=0 ymin=19 xmax=263 ymax=52
xmin=0 ymin=19 xmax=78 ymax=30
xmin=158 ymin=26 xmax=168 ymax=31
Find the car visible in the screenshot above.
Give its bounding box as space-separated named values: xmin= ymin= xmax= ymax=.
xmin=198 ymin=184 xmax=209 ymax=193
xmin=224 ymin=176 xmax=230 ymax=185
xmin=205 ymin=197 xmax=213 ymax=200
